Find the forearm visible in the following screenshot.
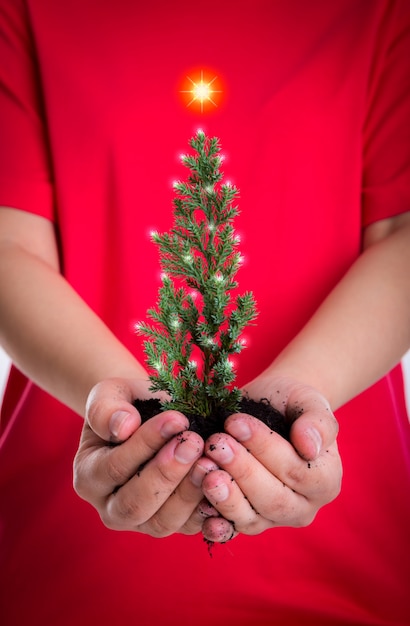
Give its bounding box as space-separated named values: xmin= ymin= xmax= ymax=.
xmin=0 ymin=243 xmax=146 ymax=416
xmin=264 ymin=216 xmax=410 ymax=410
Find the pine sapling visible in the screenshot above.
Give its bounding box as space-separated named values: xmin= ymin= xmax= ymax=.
xmin=136 ymin=130 xmax=258 ymax=419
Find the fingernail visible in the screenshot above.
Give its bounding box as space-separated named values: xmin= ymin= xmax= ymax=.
xmin=190 ymin=461 xmax=218 ymax=487
xmin=175 ymin=438 xmax=201 ymax=464
xmin=207 ymin=482 xmax=229 ymax=502
xmin=198 ymin=500 xmax=218 ymax=517
xmin=110 ymin=411 xmax=136 ymax=439
xmin=228 ymin=419 xmax=252 ymax=442
xmin=190 ymin=465 xmax=205 ymax=487
xmin=306 ymin=427 xmax=322 ymax=458
xmin=207 ymin=441 xmax=234 ymax=464
xmin=160 ymin=417 xmax=187 ymax=439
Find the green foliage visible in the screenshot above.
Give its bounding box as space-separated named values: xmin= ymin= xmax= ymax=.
xmin=137 ymin=130 xmax=258 ymax=418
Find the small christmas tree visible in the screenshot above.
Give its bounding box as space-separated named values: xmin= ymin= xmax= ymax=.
xmin=136 ymin=130 xmax=257 ymax=420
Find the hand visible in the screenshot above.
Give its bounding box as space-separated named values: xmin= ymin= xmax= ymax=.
xmin=73 ymin=377 xmax=212 ymax=537
xmin=200 ymin=375 xmax=342 ymax=542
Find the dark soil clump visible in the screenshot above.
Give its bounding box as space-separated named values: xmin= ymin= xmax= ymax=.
xmin=133 ymin=397 xmax=290 ymax=441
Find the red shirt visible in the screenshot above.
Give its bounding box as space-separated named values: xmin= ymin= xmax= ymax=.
xmin=1 ymin=1 xmax=409 ymax=624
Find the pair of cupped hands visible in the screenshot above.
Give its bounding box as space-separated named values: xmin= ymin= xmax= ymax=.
xmin=73 ymin=374 xmax=342 ymax=543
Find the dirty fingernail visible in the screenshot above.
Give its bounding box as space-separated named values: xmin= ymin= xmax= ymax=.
xmin=198 ymin=500 xmax=218 ymax=517
xmin=207 ymin=482 xmax=230 ymax=502
xmin=207 ymin=441 xmax=234 ymax=464
xmin=175 ymin=439 xmax=201 ymax=464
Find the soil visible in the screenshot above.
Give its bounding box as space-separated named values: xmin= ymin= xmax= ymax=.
xmin=133 ymin=396 xmax=290 ymax=440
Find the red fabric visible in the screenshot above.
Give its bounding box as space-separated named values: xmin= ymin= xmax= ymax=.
xmin=1 ymin=1 xmax=410 ymax=624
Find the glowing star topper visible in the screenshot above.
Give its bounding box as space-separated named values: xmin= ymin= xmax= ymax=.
xmin=180 ymin=69 xmax=224 ymax=113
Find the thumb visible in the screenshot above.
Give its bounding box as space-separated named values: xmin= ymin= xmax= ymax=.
xmin=288 ymin=389 xmax=339 ymax=461
xmin=85 ymin=378 xmax=143 ymax=442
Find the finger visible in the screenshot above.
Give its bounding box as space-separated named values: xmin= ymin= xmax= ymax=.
xmin=189 ymin=456 xmax=221 ymax=489
xmin=136 ymin=459 xmax=220 ymax=537
xmin=225 ymin=412 xmax=307 ymax=489
xmin=201 ymin=469 xmax=268 ymax=535
xmin=206 ymin=424 xmax=339 ymax=523
xmin=103 ymin=430 xmax=204 ymax=530
xmin=288 ymin=393 xmax=339 ymax=461
xmin=178 ymin=498 xmax=221 ymax=536
xmin=242 ymin=377 xmax=339 ymax=461
xmin=204 ymin=433 xmax=315 ymax=527
xmin=138 ymin=481 xmax=216 ymax=538
xmin=74 ymin=410 xmax=190 ymax=502
xmin=202 ymin=516 xmax=238 ymax=544
xmin=86 ymin=377 xmax=150 ymax=442
xmin=226 ymin=412 xmax=341 ymax=500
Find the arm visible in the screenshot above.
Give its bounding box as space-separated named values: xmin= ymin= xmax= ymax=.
xmin=0 ymin=206 xmax=147 ymax=417
xmin=0 ymin=206 xmax=209 ymax=535
xmin=265 ymin=211 xmax=410 ymax=411
xmin=200 ymin=213 xmax=410 ymax=541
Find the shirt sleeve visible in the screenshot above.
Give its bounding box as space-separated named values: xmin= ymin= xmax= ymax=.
xmin=362 ymin=0 xmax=410 ymax=227
xmin=0 ymin=0 xmax=54 ymax=220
